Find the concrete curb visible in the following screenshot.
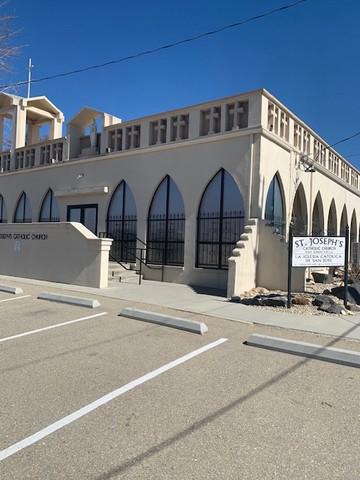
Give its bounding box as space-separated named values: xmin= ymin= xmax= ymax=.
xmin=38 ymin=292 xmax=100 ymax=308
xmin=119 ymin=307 xmax=208 ymax=334
xmin=246 ymin=334 xmax=360 ymax=368
xmin=0 ymin=284 xmax=23 ymax=295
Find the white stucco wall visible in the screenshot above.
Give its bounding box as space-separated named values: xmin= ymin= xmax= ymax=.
xmin=0 ymin=89 xmax=359 ymax=291
xmin=0 ymin=222 xmax=112 ymax=288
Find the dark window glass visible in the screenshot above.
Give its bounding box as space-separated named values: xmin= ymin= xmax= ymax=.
xmin=197 ymin=169 xmax=245 ymax=269
xmin=265 ymin=175 xmax=285 ymax=235
xmin=106 ymin=181 xmax=137 ymax=262
xmin=14 ymin=192 xmax=32 ymax=223
xmin=39 ymin=189 xmax=60 ymax=222
xmin=147 ymin=176 xmax=185 ymax=265
xmin=0 ymin=195 xmax=7 ymax=223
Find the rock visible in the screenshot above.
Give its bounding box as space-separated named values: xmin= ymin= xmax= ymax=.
xmin=250 ymin=294 xmax=287 ymax=307
xmin=346 ymin=303 xmax=360 ymax=313
xmin=312 ymin=272 xmax=333 ymax=284
xmin=312 ymin=294 xmax=344 ymax=314
xmin=319 ymin=303 xmax=344 ymax=314
xmin=229 ymin=295 xmax=241 ymax=303
xmin=253 ymin=287 xmax=269 ymax=294
xmin=331 ymin=282 xmax=360 ymax=305
xmin=240 ymin=298 xmax=254 ymax=305
xmin=292 ymin=295 xmax=311 ymax=305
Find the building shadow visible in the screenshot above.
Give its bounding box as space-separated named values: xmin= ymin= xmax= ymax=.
xmin=188 ymin=284 xmax=227 ymax=297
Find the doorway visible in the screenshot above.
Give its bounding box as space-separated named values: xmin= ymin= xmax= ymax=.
xmin=67 ymin=204 xmax=98 ymax=235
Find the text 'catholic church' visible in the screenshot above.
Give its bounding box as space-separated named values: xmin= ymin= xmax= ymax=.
xmin=0 ymin=89 xmax=358 ymax=293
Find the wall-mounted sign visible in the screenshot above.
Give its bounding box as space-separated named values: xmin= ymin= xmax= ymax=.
xmin=0 ymin=233 xmax=48 ymax=240
xmin=292 ymin=236 xmax=346 ymax=267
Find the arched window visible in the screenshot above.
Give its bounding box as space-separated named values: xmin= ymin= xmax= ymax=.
xmin=0 ymin=195 xmax=7 ymax=223
xmin=340 ymin=206 xmax=347 ymax=236
xmin=265 ymin=174 xmax=285 ymax=235
xmin=197 ymin=169 xmax=245 ymax=269
xmin=147 ymin=176 xmax=185 ymax=265
xmin=350 ymin=211 xmax=357 ymax=241
xmin=106 ymin=181 xmax=137 ymax=262
xmin=327 ymin=200 xmax=337 ymax=236
xmin=350 ymin=210 xmax=357 ymax=260
xmin=14 ymin=192 xmax=32 ymax=223
xmin=312 ymin=192 xmax=324 ymax=235
xmin=291 ymin=183 xmax=308 ymax=235
xmin=39 ymin=189 xmax=60 ymax=222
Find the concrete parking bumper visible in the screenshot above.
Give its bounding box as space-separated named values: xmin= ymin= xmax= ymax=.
xmin=119 ymin=307 xmax=208 ymax=334
xmin=246 ymin=333 xmax=360 ymax=368
xmin=38 ymin=292 xmax=100 ymax=308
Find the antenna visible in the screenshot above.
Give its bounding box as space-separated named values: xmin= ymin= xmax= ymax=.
xmin=26 ymin=58 xmax=34 ymax=98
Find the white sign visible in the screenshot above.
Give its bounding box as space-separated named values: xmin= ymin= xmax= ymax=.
xmin=292 ymin=236 xmax=346 ymax=267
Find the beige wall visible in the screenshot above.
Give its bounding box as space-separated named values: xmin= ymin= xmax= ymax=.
xmin=0 ymin=222 xmax=112 ymax=288
xmin=0 ymin=89 xmax=359 ymax=292
xmin=227 ymin=220 xmax=305 ymax=297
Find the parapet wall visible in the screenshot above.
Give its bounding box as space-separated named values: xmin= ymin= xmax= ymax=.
xmin=0 ymin=222 xmax=112 ymax=288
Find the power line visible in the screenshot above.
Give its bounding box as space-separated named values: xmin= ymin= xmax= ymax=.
xmin=329 ymin=131 xmax=360 ymax=149
xmin=0 ymin=0 xmax=308 ymax=90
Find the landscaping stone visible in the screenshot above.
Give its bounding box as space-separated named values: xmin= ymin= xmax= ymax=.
xmin=331 ymin=281 xmax=360 ymax=305
xmin=312 ymin=294 xmax=344 ymax=314
xmin=250 ymin=294 xmax=287 ymax=307
xmin=346 ymin=303 xmax=360 ymax=313
xmin=230 ymin=295 xmax=241 ymax=303
xmin=312 ymin=272 xmax=333 ymax=284
xmin=292 ymin=295 xmax=311 ymax=305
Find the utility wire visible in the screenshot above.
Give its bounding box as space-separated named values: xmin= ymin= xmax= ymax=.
xmin=329 ymin=131 xmax=360 ymax=149
xmin=306 ymin=130 xmax=360 ymax=162
xmin=0 ymin=0 xmax=307 ymax=90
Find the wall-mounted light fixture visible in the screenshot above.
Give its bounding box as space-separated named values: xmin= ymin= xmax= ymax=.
xmin=297 ymin=153 xmax=315 ymax=173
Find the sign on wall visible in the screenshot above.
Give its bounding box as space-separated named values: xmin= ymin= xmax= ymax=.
xmin=292 ymin=236 xmax=346 ymax=267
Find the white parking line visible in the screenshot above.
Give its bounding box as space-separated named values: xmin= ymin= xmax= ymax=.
xmin=0 ymin=337 xmax=228 ymax=461
xmin=0 ymin=312 xmax=108 ymax=343
xmin=0 ymin=295 xmax=31 ymax=303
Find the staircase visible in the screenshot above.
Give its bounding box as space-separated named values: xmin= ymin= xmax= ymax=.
xmin=108 ymin=261 xmax=143 ymax=284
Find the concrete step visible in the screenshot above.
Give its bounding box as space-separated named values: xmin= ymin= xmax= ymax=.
xmin=108 ymin=261 xmax=142 ymax=284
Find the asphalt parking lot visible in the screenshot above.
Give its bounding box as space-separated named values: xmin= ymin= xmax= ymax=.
xmin=1 ymin=282 xmax=360 ymax=479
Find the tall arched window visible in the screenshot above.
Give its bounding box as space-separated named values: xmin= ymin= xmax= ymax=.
xmin=340 ymin=206 xmax=347 ymax=236
xmin=197 ymin=169 xmax=245 ymax=269
xmin=14 ymin=192 xmax=32 ymax=223
xmin=147 ymin=176 xmax=185 ymax=265
xmin=312 ymin=192 xmax=324 ymax=235
xmin=106 ymin=181 xmax=137 ymax=262
xmin=327 ymin=200 xmax=337 ymax=236
xmin=39 ymin=189 xmax=60 ymax=222
xmin=0 ymin=194 xmax=7 ymax=223
xmin=291 ymin=183 xmax=308 ymax=235
xmin=350 ymin=210 xmax=357 ymax=260
xmin=265 ymin=174 xmax=285 ymax=235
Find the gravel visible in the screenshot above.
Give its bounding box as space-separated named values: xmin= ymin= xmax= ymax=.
xmin=239 ymin=280 xmax=352 ymax=317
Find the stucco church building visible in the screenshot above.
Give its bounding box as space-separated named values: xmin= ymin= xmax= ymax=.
xmin=0 ymin=89 xmax=358 ymax=294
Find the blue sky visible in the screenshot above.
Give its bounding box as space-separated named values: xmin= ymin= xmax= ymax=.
xmin=4 ymin=0 xmax=360 ymax=168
